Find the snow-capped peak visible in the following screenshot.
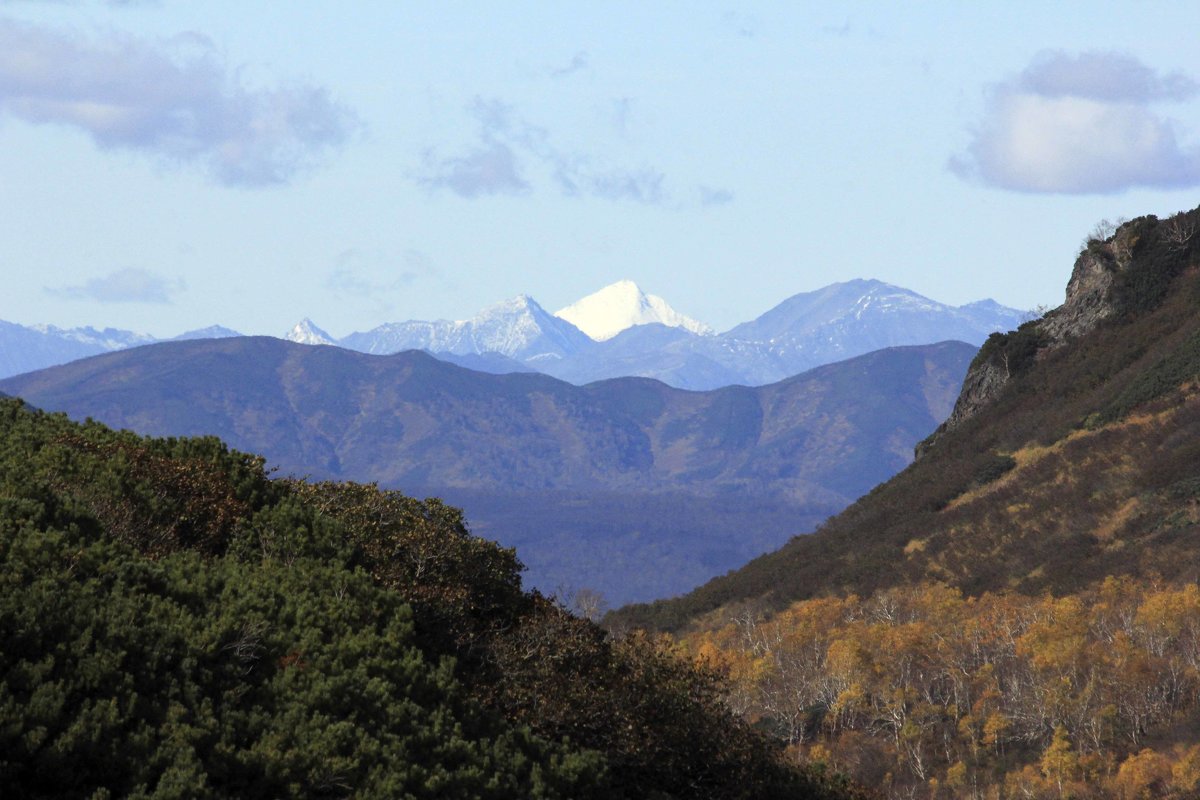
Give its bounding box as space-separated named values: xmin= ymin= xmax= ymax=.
xmin=284 ymin=318 xmax=336 ymax=346
xmin=553 ymin=280 xmax=712 ymax=342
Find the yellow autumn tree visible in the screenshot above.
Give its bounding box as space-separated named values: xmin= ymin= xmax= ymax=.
xmin=1112 ymin=748 xmax=1171 ymax=799
xmin=1040 ymin=725 xmax=1079 ymax=797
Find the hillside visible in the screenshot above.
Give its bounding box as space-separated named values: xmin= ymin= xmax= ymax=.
xmin=612 ymin=207 xmax=1200 ymax=629
xmin=0 ymin=397 xmax=870 ymax=799
xmin=602 ymin=206 xmax=1200 ymax=800
xmin=0 ymin=338 xmax=974 ymax=604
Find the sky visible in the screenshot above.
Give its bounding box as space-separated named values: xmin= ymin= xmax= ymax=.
xmin=2 ymin=2 xmax=1200 ymax=339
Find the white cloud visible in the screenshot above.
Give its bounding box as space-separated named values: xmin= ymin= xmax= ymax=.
xmin=951 ymin=50 xmax=1200 ymax=194
xmin=0 ymin=17 xmax=357 ymax=186
xmin=47 ymin=267 xmax=184 ymax=303
xmin=1018 ymin=50 xmax=1196 ymax=103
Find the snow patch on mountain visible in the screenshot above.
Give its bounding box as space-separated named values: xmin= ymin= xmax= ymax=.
xmin=29 ymin=324 xmax=154 ymax=350
xmin=284 ymin=319 xmax=336 ymax=346
xmin=172 ymin=325 xmax=243 ymax=341
xmin=554 ymin=280 xmax=712 ymax=341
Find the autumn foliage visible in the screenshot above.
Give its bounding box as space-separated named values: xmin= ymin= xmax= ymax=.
xmin=679 ymin=580 xmax=1200 ymax=798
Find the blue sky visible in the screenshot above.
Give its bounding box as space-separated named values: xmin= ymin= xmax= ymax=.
xmin=2 ymin=2 xmax=1200 ymax=338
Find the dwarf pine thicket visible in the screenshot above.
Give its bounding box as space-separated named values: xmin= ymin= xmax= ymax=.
xmin=0 ymin=398 xmax=861 ymax=799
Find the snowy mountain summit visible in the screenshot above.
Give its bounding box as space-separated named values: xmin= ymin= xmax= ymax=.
xmin=339 ymin=295 xmax=592 ymax=364
xmin=554 ymin=280 xmax=712 ymax=342
xmin=284 ymin=319 xmax=336 ymax=346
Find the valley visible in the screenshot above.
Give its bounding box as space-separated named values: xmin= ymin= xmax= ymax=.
xmin=7 ymin=5 xmax=1200 ymax=797
xmin=0 ymin=336 xmax=974 ymax=604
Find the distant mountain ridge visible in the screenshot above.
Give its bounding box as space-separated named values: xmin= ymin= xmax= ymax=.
xmin=0 ymin=336 xmax=977 ymax=604
xmin=0 ymin=279 xmax=1023 ymax=386
xmin=303 ymin=279 xmax=1023 ymax=390
xmin=0 ymin=321 xmax=188 ymax=380
xmin=544 ymin=280 xmax=1025 ymax=389
xmin=338 ymin=295 xmax=592 ymax=364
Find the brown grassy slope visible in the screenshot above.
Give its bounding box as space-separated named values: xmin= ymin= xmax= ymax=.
xmin=611 ymin=207 xmax=1200 ymax=633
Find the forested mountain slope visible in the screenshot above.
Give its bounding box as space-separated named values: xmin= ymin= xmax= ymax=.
xmin=0 ymin=398 xmax=864 ymax=799
xmin=0 ymin=338 xmax=973 ymax=604
xmin=613 ymin=207 xmax=1200 ymax=631
xmin=0 ymin=338 xmax=971 ymax=502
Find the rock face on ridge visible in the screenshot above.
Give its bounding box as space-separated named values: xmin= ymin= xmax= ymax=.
xmin=918 ymin=212 xmax=1193 ymax=458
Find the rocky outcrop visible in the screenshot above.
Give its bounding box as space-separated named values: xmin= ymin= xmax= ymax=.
xmin=924 ymin=360 xmax=1009 ymax=447
xmin=917 ymin=218 xmax=1150 ymax=459
xmin=1037 ymin=228 xmax=1133 ymax=345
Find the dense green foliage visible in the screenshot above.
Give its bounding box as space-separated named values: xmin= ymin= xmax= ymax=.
xmin=0 ymin=399 xmax=858 ymax=799
xmin=971 ymin=321 xmax=1049 ymax=384
xmin=1110 ymin=213 xmax=1197 ymax=317
xmin=0 ymin=528 xmax=603 ymax=798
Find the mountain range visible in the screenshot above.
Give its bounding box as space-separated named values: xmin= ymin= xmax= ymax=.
xmin=326 ymin=279 xmax=1023 ymax=390
xmin=0 ymin=322 xmax=241 ymax=380
xmin=0 ymin=336 xmax=975 ymax=604
xmin=0 ymin=279 xmax=1022 ymax=389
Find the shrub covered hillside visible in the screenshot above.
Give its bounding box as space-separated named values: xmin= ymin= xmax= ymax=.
xmin=0 ymin=398 xmax=865 ymax=799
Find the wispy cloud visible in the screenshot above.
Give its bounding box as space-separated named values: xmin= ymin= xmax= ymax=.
xmin=47 ymin=267 xmax=184 ymax=303
xmin=950 ymin=50 xmax=1200 ymax=194
xmin=821 ymin=20 xmax=853 ymax=38
xmin=588 ymin=169 xmax=665 ymax=203
xmin=699 ymin=186 xmax=734 ymax=206
xmin=0 ymin=17 xmax=358 ymax=186
xmin=415 ymin=96 xmax=676 ymax=204
xmin=550 ymin=51 xmax=589 ymax=78
xmin=417 ymin=139 xmax=530 ymax=198
xmin=326 ymin=249 xmax=432 ymax=297
xmin=721 ymin=11 xmax=759 ymax=39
